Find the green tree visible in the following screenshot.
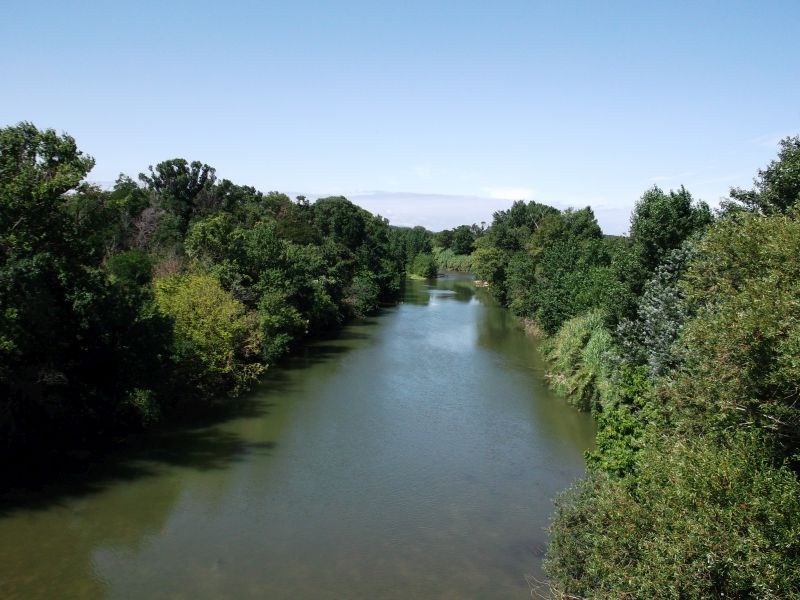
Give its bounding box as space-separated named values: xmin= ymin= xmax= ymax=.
xmin=154 ymin=272 xmax=264 ymax=398
xmin=616 ymin=243 xmax=696 ymax=376
xmin=450 ymin=224 xmax=476 ymax=254
xmin=471 ymin=239 xmax=509 ymax=298
xmin=139 ymin=158 xmax=217 ymax=232
xmin=0 ymin=123 xmax=170 ymax=451
xmin=312 ymin=196 xmax=367 ymax=250
xmin=672 ymin=211 xmax=800 ymax=459
xmin=629 ymin=185 xmax=711 ymax=273
xmin=726 ymin=135 xmax=800 ymax=214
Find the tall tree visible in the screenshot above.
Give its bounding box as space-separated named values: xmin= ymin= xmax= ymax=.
xmin=726 ymin=135 xmax=800 ymax=214
xmin=629 ymin=185 xmax=712 ymax=273
xmin=139 ymin=158 xmax=217 ymax=230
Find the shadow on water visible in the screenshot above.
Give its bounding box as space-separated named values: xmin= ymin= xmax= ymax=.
xmin=278 ymin=343 xmax=354 ymax=371
xmin=0 ymin=312 xmax=390 ymax=518
xmin=0 ymin=403 xmax=277 ymax=518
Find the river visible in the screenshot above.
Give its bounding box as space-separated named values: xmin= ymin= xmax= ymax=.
xmin=0 ymin=273 xmax=594 ymax=599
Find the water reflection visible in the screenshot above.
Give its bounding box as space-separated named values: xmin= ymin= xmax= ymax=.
xmin=402 ymin=273 xmax=476 ymax=307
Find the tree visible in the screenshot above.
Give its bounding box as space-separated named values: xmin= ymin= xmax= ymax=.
xmin=529 ymin=208 xmax=611 ymax=333
xmin=672 ymin=211 xmax=800 ymax=459
xmin=312 ymin=196 xmax=367 ymax=251
xmin=390 ymin=225 xmax=433 ymax=266
xmin=0 ymin=122 xmax=95 ymax=253
xmin=485 ymin=200 xmax=558 ymax=253
xmin=450 ymin=224 xmax=476 ymax=254
xmin=471 ymin=239 xmax=509 ymax=299
xmin=139 ymin=158 xmax=217 ymax=230
xmin=0 ymin=123 xmax=170 ymax=452
xmin=1 ymin=122 xmax=97 ymax=410
xmin=434 ymin=228 xmax=454 ymax=250
xmin=154 ymin=272 xmax=264 ymax=398
xmin=726 ymin=135 xmax=800 ymax=214
xmin=616 ymin=243 xmax=696 ymax=376
xmin=629 ymin=185 xmax=711 ymax=273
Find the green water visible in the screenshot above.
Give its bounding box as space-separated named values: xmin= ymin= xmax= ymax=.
xmin=0 ymin=274 xmax=594 ymax=599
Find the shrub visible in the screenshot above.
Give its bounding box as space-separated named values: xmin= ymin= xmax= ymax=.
xmin=585 ymin=365 xmax=651 ymax=477
xmin=546 ymin=431 xmax=800 ymax=599
xmin=345 ymin=271 xmax=381 ymax=316
xmin=154 ymin=272 xmax=264 ymax=398
xmin=432 ymin=246 xmax=473 ymax=272
xmin=674 ymin=212 xmax=800 ymax=458
xmin=410 ymin=252 xmax=437 ymax=278
xmin=543 ymin=310 xmax=615 ymax=412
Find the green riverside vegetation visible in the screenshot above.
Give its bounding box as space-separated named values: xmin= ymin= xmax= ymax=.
xmin=469 ymin=135 xmax=800 ymax=598
xmin=0 ymin=122 xmax=413 ymax=463
xmin=2 ymin=122 xmax=799 ymax=597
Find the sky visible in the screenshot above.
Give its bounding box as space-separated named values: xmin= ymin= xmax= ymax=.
xmin=2 ymin=0 xmax=799 ymax=234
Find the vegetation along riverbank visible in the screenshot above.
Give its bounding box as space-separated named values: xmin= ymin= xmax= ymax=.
xmin=0 ymin=122 xmax=460 ymax=473
xmin=2 ymin=122 xmax=799 ymax=597
xmin=469 ymin=135 xmax=800 ymax=598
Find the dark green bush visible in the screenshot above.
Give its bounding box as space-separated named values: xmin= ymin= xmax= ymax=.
xmin=546 ymin=431 xmax=800 ymax=599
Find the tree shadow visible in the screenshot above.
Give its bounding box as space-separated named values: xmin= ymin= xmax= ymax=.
xmin=277 ymin=343 xmax=355 ymax=372
xmin=0 ymin=301 xmax=392 ymax=519
xmin=0 ymin=398 xmax=277 ymax=518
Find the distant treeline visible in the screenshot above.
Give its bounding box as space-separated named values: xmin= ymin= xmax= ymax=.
xmin=468 ymin=137 xmax=800 ymax=597
xmin=1 ymin=123 xmax=455 ymax=462
xmin=391 ymin=223 xmax=481 ymax=278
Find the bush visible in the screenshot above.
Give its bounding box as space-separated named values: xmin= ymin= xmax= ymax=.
xmin=543 ymin=310 xmax=615 ymax=412
xmin=410 ymin=252 xmax=437 ymax=278
xmin=585 ymin=365 xmax=651 ymax=477
xmin=432 ymin=246 xmax=473 ymax=272
xmin=154 ymin=272 xmax=265 ymax=398
xmin=546 ymin=431 xmax=800 ymax=599
xmin=345 ymin=271 xmax=381 ymax=316
xmin=673 ymin=212 xmax=800 ymax=458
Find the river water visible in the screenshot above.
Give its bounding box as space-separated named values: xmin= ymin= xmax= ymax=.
xmin=0 ymin=274 xmax=594 ymax=599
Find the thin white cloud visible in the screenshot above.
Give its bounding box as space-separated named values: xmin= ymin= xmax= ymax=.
xmin=480 ymin=186 xmax=536 ymax=200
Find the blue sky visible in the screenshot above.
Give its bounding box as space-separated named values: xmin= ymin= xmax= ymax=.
xmin=2 ymin=1 xmax=799 ymax=234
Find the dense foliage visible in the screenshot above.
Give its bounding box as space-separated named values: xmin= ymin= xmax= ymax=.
xmin=470 ymin=136 xmax=800 ymax=597
xmin=391 ymin=223 xmax=479 ymax=278
xmin=546 ymin=431 xmax=800 ymax=598
xmin=4 ymin=121 xmax=799 ymax=595
xmin=0 ymin=123 xmax=404 ymax=461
